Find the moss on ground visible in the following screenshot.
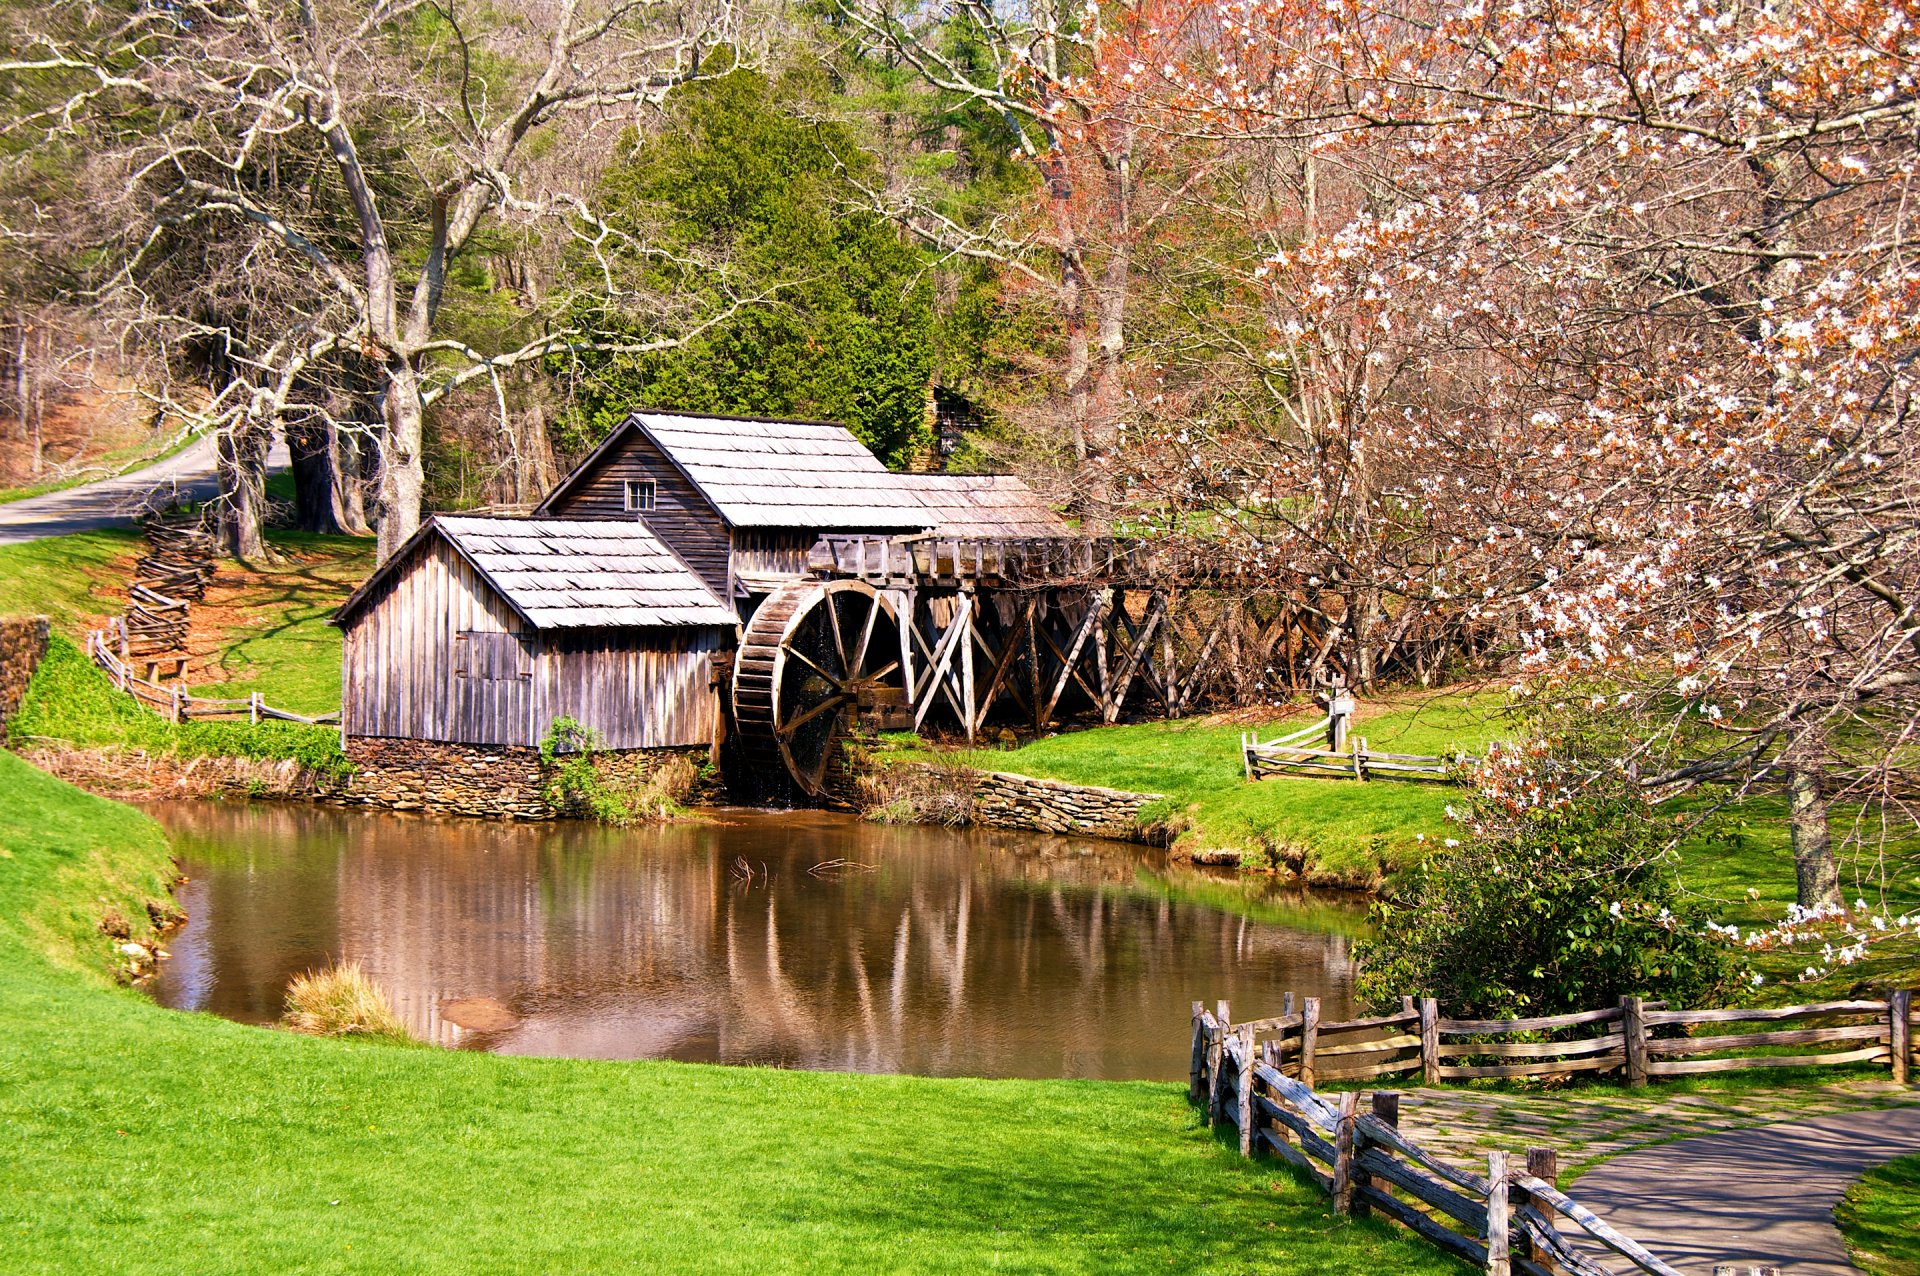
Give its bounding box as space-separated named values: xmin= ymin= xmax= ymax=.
xmin=0 ymin=750 xmax=1453 ymax=1274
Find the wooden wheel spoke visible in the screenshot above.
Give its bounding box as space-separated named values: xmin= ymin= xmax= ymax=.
xmin=827 ymin=592 xmax=850 ymax=677
xmin=785 ymin=645 xmax=846 ymax=691
xmin=850 ymin=595 xmax=880 ymax=676
xmin=778 ymin=691 xmax=851 ymax=739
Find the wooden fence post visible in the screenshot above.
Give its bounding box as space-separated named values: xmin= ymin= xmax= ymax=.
xmin=1420 ymin=997 xmax=1441 ymax=1086
xmin=1521 ymin=1148 xmax=1558 ymax=1274
xmin=1205 ymin=1020 xmax=1226 ymax=1126
xmin=1371 ymin=1090 xmax=1400 ymax=1128
xmin=1189 ymin=1001 xmax=1207 ymax=1102
xmin=1486 ymin=1151 xmax=1511 ymax=1276
xmin=250 ymin=691 xmax=260 ymax=725
xmin=1622 ymin=996 xmax=1649 ymax=1088
xmin=1301 ymin=996 xmax=1321 ymax=1088
xmin=1332 ymin=1090 xmax=1359 ymax=1216
xmin=1236 ymin=1025 xmax=1256 ymax=1158
xmin=1889 ymin=989 xmax=1911 ymax=1086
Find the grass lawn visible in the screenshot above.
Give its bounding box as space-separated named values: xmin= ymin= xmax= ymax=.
xmin=894 ymin=693 xmax=1502 ymax=887
xmin=1837 ymin=1154 xmax=1920 ymax=1275
xmin=0 ymin=527 xmax=370 ymax=715
xmin=0 ymin=749 xmax=1454 ymax=1275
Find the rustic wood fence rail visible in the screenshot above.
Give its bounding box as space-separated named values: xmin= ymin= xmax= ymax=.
xmin=85 ymin=629 xmax=338 ymax=727
xmin=1209 ymin=989 xmax=1916 ymax=1089
xmin=1187 ymin=1002 xmax=1836 ymax=1274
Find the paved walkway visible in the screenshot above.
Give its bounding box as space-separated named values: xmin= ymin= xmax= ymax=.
xmin=0 ymin=434 xmax=289 ymax=544
xmin=1567 ymin=1106 xmax=1920 ymax=1274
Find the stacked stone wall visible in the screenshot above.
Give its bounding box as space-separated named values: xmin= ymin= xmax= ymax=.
xmin=336 ymin=736 xmax=710 ymax=819
xmin=0 ymin=615 xmax=51 ymax=732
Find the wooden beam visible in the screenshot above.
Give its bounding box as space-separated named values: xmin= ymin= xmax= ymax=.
xmin=972 ymin=596 xmax=1038 ymax=735
xmin=1040 ymin=589 xmax=1109 ymax=725
xmin=912 ymin=593 xmax=973 ymax=728
xmin=1104 ymin=590 xmax=1167 ymax=723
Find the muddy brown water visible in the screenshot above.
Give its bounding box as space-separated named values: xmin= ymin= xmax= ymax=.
xmin=145 ymin=802 xmax=1362 ymax=1080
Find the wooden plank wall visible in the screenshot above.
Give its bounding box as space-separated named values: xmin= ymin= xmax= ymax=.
xmin=540 ymin=429 xmax=732 ymax=592
xmin=342 ymin=539 xmax=529 ymax=745
xmin=343 ymin=537 xmax=727 ymax=749
xmin=535 ymin=629 xmax=723 ymax=749
xmin=731 ymin=529 xmax=816 ymax=580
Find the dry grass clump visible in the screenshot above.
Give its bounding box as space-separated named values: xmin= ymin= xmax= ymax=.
xmin=281 ymin=961 xmax=413 ymax=1042
xmin=858 ymin=758 xmax=980 ymax=827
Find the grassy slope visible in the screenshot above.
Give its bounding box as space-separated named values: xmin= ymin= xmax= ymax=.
xmin=902 ymin=693 xmax=1499 ymax=885
xmin=0 ymin=751 xmax=1452 ymax=1275
xmin=1837 ymin=1154 xmax=1920 ymax=1276
xmin=0 ymin=528 xmax=139 ymax=632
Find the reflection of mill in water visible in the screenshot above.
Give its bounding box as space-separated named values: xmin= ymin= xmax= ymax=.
xmin=156 ymin=803 xmax=1355 ymax=1081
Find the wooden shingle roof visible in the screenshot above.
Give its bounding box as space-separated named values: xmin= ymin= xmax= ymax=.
xmin=630 ymin=412 xmax=931 ymax=528
xmin=894 ymin=475 xmax=1070 ymax=538
xmin=335 ymin=517 xmax=737 ymax=631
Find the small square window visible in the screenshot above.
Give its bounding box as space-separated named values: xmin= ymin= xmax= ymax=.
xmin=624 ymin=479 xmax=656 ymax=512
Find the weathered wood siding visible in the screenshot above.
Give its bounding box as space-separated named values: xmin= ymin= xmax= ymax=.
xmin=342 ymin=539 xmax=530 ymax=745
xmin=540 ymin=429 xmax=731 ymax=592
xmin=731 ymin=528 xmax=818 ymax=582
xmin=343 ymin=537 xmax=728 ymax=749
xmin=535 ymin=629 xmax=724 ymax=749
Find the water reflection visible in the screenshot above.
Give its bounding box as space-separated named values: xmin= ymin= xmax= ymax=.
xmin=146 ymin=802 xmax=1361 ymax=1080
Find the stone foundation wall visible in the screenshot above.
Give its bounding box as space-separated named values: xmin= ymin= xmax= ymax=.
xmin=0 ymin=615 xmax=51 ymax=732
xmin=969 ymin=770 xmax=1167 ymax=844
xmin=336 ymin=736 xmax=711 ymax=819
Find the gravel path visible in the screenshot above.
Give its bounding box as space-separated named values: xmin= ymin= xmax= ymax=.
xmin=1566 ymin=1106 xmax=1920 ymax=1274
xmin=0 ymin=434 xmax=289 ymax=545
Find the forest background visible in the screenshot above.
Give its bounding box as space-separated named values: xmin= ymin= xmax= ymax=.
xmin=3 ymin=0 xmax=1917 ymax=934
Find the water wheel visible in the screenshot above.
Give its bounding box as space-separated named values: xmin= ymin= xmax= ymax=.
xmin=732 ymin=579 xmax=907 ymax=798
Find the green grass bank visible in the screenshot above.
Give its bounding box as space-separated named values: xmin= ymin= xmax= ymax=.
xmin=0 ymin=750 xmax=1451 ymax=1274
xmin=1837 ymin=1153 xmax=1920 ymax=1275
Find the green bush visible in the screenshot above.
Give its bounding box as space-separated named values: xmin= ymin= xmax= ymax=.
xmin=8 ymin=634 xmax=350 ymax=779
xmin=1354 ymin=742 xmax=1749 ymax=1017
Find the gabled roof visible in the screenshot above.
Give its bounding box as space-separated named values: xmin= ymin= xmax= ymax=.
xmin=537 ymin=411 xmax=934 ymax=530
xmin=895 ymin=474 xmax=1071 ymax=538
xmin=334 ymin=517 xmax=738 ymax=631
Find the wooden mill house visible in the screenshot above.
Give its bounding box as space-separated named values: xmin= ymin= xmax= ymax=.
xmin=334 ymin=412 xmax=1064 ymax=799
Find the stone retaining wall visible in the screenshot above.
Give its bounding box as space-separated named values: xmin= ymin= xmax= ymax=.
xmin=0 ymin=615 xmax=51 ymax=732
xmin=335 ymin=736 xmax=710 ymax=819
xmin=970 ymin=770 xmax=1167 ymax=844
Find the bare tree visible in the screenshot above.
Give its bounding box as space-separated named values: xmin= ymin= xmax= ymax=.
xmin=4 ymin=0 xmax=764 ymax=560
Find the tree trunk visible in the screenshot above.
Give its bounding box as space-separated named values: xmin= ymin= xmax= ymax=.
xmin=214 ymin=423 xmax=269 ymax=559
xmin=287 ymin=419 xmax=349 ymax=533
xmin=374 ymin=362 xmax=427 ymax=561
xmin=1786 ymin=764 xmax=1843 ymax=910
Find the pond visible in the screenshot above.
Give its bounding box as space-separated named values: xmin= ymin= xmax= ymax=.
xmin=146 ymin=802 xmax=1364 ymax=1081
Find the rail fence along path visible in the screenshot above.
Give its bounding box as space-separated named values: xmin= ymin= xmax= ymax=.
xmin=1189 ymin=1001 xmax=1783 ymax=1276
xmin=1210 ymin=989 xmax=1916 ymax=1089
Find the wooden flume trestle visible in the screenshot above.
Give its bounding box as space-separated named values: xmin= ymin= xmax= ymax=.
xmin=732 ymin=532 xmax=1397 ymax=796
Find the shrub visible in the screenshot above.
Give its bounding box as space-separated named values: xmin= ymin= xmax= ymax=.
xmin=282 ymin=961 xmax=412 ymax=1041
xmin=538 ymin=717 xmax=693 ymax=824
xmin=1354 ymin=742 xmax=1749 ymax=1018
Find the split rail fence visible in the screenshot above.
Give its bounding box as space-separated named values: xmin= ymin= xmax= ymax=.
xmin=1200 ymin=989 xmax=1915 ymax=1089
xmin=1241 ymin=718 xmax=1466 ymax=781
xmin=86 ymin=628 xmax=338 ymax=727
xmin=1192 ymin=1001 xmax=1690 ymax=1275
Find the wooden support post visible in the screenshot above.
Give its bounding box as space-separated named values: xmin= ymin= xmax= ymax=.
xmin=1300 ymin=996 xmax=1321 ymax=1088
xmin=1371 ymin=1091 xmax=1400 ymax=1128
xmin=1891 ymin=989 xmax=1911 ymax=1085
xmin=960 ymin=589 xmax=976 ymax=742
xmin=1420 ymin=997 xmax=1441 ymax=1086
xmin=1332 ymin=1090 xmax=1359 ymax=1216
xmin=1189 ymin=1001 xmax=1207 ymax=1103
xmin=1622 ymin=996 xmax=1649 ymax=1088
xmin=1236 ymin=1025 xmax=1256 ymax=1158
xmin=1486 ymin=1151 xmax=1511 ymax=1276
xmin=1521 ymin=1148 xmax=1558 ymax=1274
xmin=1205 ymin=999 xmax=1230 ymax=1126
xmin=1352 ymin=734 xmax=1366 ymax=780
xmin=249 ymin=691 xmax=260 ymax=725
